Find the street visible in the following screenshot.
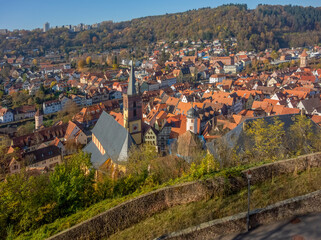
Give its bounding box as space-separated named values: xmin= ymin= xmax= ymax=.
xmin=214 ymin=212 xmax=321 ymax=240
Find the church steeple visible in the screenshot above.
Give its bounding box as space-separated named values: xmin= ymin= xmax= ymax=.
xmin=127 ymin=61 xmax=136 ymax=96
xmin=123 ymin=60 xmax=143 ymax=145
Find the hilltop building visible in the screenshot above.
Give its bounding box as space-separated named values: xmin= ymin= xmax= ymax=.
xmin=43 ymin=22 xmax=50 ymax=32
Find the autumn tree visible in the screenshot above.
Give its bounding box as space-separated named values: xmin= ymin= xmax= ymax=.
xmin=106 ymin=54 xmax=113 ymax=66
xmin=92 ymin=36 xmax=98 ymax=44
xmin=50 ymin=81 xmax=57 ymax=89
xmin=112 ymin=55 xmax=118 ymax=69
xmin=86 ymin=56 xmax=92 ymax=66
xmin=32 ymin=58 xmax=38 ymax=66
xmin=126 ymin=144 xmax=159 ymax=176
xmin=246 ymin=117 xmax=285 ymax=161
xmin=78 ymin=59 xmax=86 ymax=69
xmin=289 ymin=115 xmax=320 ymax=155
xmin=57 ymin=100 xmax=80 ymax=123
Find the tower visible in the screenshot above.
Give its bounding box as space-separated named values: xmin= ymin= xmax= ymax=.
xmin=35 ymin=109 xmax=43 ymax=131
xmin=123 ymin=61 xmax=143 ymax=145
xmin=300 ymin=49 xmax=308 ymax=68
xmin=186 ymin=106 xmax=198 ymax=134
xmin=43 ymin=22 xmax=50 ymax=33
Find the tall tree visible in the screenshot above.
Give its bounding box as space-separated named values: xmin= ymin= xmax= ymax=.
xmin=246 ymin=117 xmax=285 ymax=161
xmin=78 ymin=59 xmax=86 ymax=69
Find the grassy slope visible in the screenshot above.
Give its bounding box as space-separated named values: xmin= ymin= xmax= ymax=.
xmin=108 ymin=167 xmax=321 ymax=240
xmin=14 ymin=159 xmax=315 ymax=240
xmin=14 ymin=191 xmax=155 ymax=240
xmin=14 ymin=162 xmax=254 ymax=239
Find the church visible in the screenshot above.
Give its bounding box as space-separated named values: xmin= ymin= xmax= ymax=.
xmin=83 ymin=62 xmax=143 ymax=175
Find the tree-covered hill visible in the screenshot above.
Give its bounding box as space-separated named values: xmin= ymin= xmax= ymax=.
xmin=1 ymin=4 xmax=321 ymax=55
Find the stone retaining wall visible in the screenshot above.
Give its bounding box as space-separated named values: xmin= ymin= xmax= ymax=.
xmin=48 ymin=179 xmax=226 ymax=240
xmin=242 ymin=152 xmax=321 ymax=185
xmin=48 ymin=152 xmax=321 ymax=240
xmin=160 ymin=189 xmax=321 ymax=240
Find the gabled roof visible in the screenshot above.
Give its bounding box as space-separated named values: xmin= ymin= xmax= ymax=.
xmin=165 ymin=96 xmax=180 ymax=106
xmin=177 ymin=131 xmax=200 ymax=158
xmin=312 ymin=115 xmax=321 ymax=126
xmin=83 ymin=111 xmax=135 ymax=168
xmin=109 ymin=111 xmax=124 ymax=126
xmin=144 ymin=125 xmax=159 ymax=137
xmin=64 ymin=121 xmax=82 ymax=140
xmin=299 ymin=97 xmax=321 ymax=113
xmin=24 ymin=145 xmax=61 ymax=165
xmin=12 ymin=124 xmax=67 ymax=149
xmin=301 ymin=49 xmax=308 ymax=57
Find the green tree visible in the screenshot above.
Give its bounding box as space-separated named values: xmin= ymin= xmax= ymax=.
xmin=49 ymin=152 xmax=95 ymax=216
xmin=16 ymin=121 xmax=35 ymax=136
xmin=0 ymin=172 xmax=54 ymax=238
xmin=270 ymin=50 xmax=279 ymax=60
xmin=0 ymin=90 xmax=4 ymax=99
xmin=11 ymin=91 xmax=30 ymax=108
xmin=189 ymin=154 xmax=219 ymax=179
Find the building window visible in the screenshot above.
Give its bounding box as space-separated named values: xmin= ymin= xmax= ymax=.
xmin=190 ymin=126 xmax=193 ymax=130
xmin=133 ymin=109 xmax=137 ymax=117
xmin=133 ymin=101 xmax=136 ymax=108
xmin=191 ymin=119 xmax=194 ymax=123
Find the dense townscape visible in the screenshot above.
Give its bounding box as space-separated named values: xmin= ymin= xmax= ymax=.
xmin=1 ymin=3 xmax=321 ymax=240
xmin=1 ymin=37 xmax=321 ymax=174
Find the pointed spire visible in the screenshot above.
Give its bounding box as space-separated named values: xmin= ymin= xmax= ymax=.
xmin=301 ymin=49 xmax=308 ymax=57
xmin=127 ymin=60 xmax=136 ymax=96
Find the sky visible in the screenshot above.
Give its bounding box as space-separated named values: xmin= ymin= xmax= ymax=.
xmin=0 ymin=0 xmax=320 ymax=30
